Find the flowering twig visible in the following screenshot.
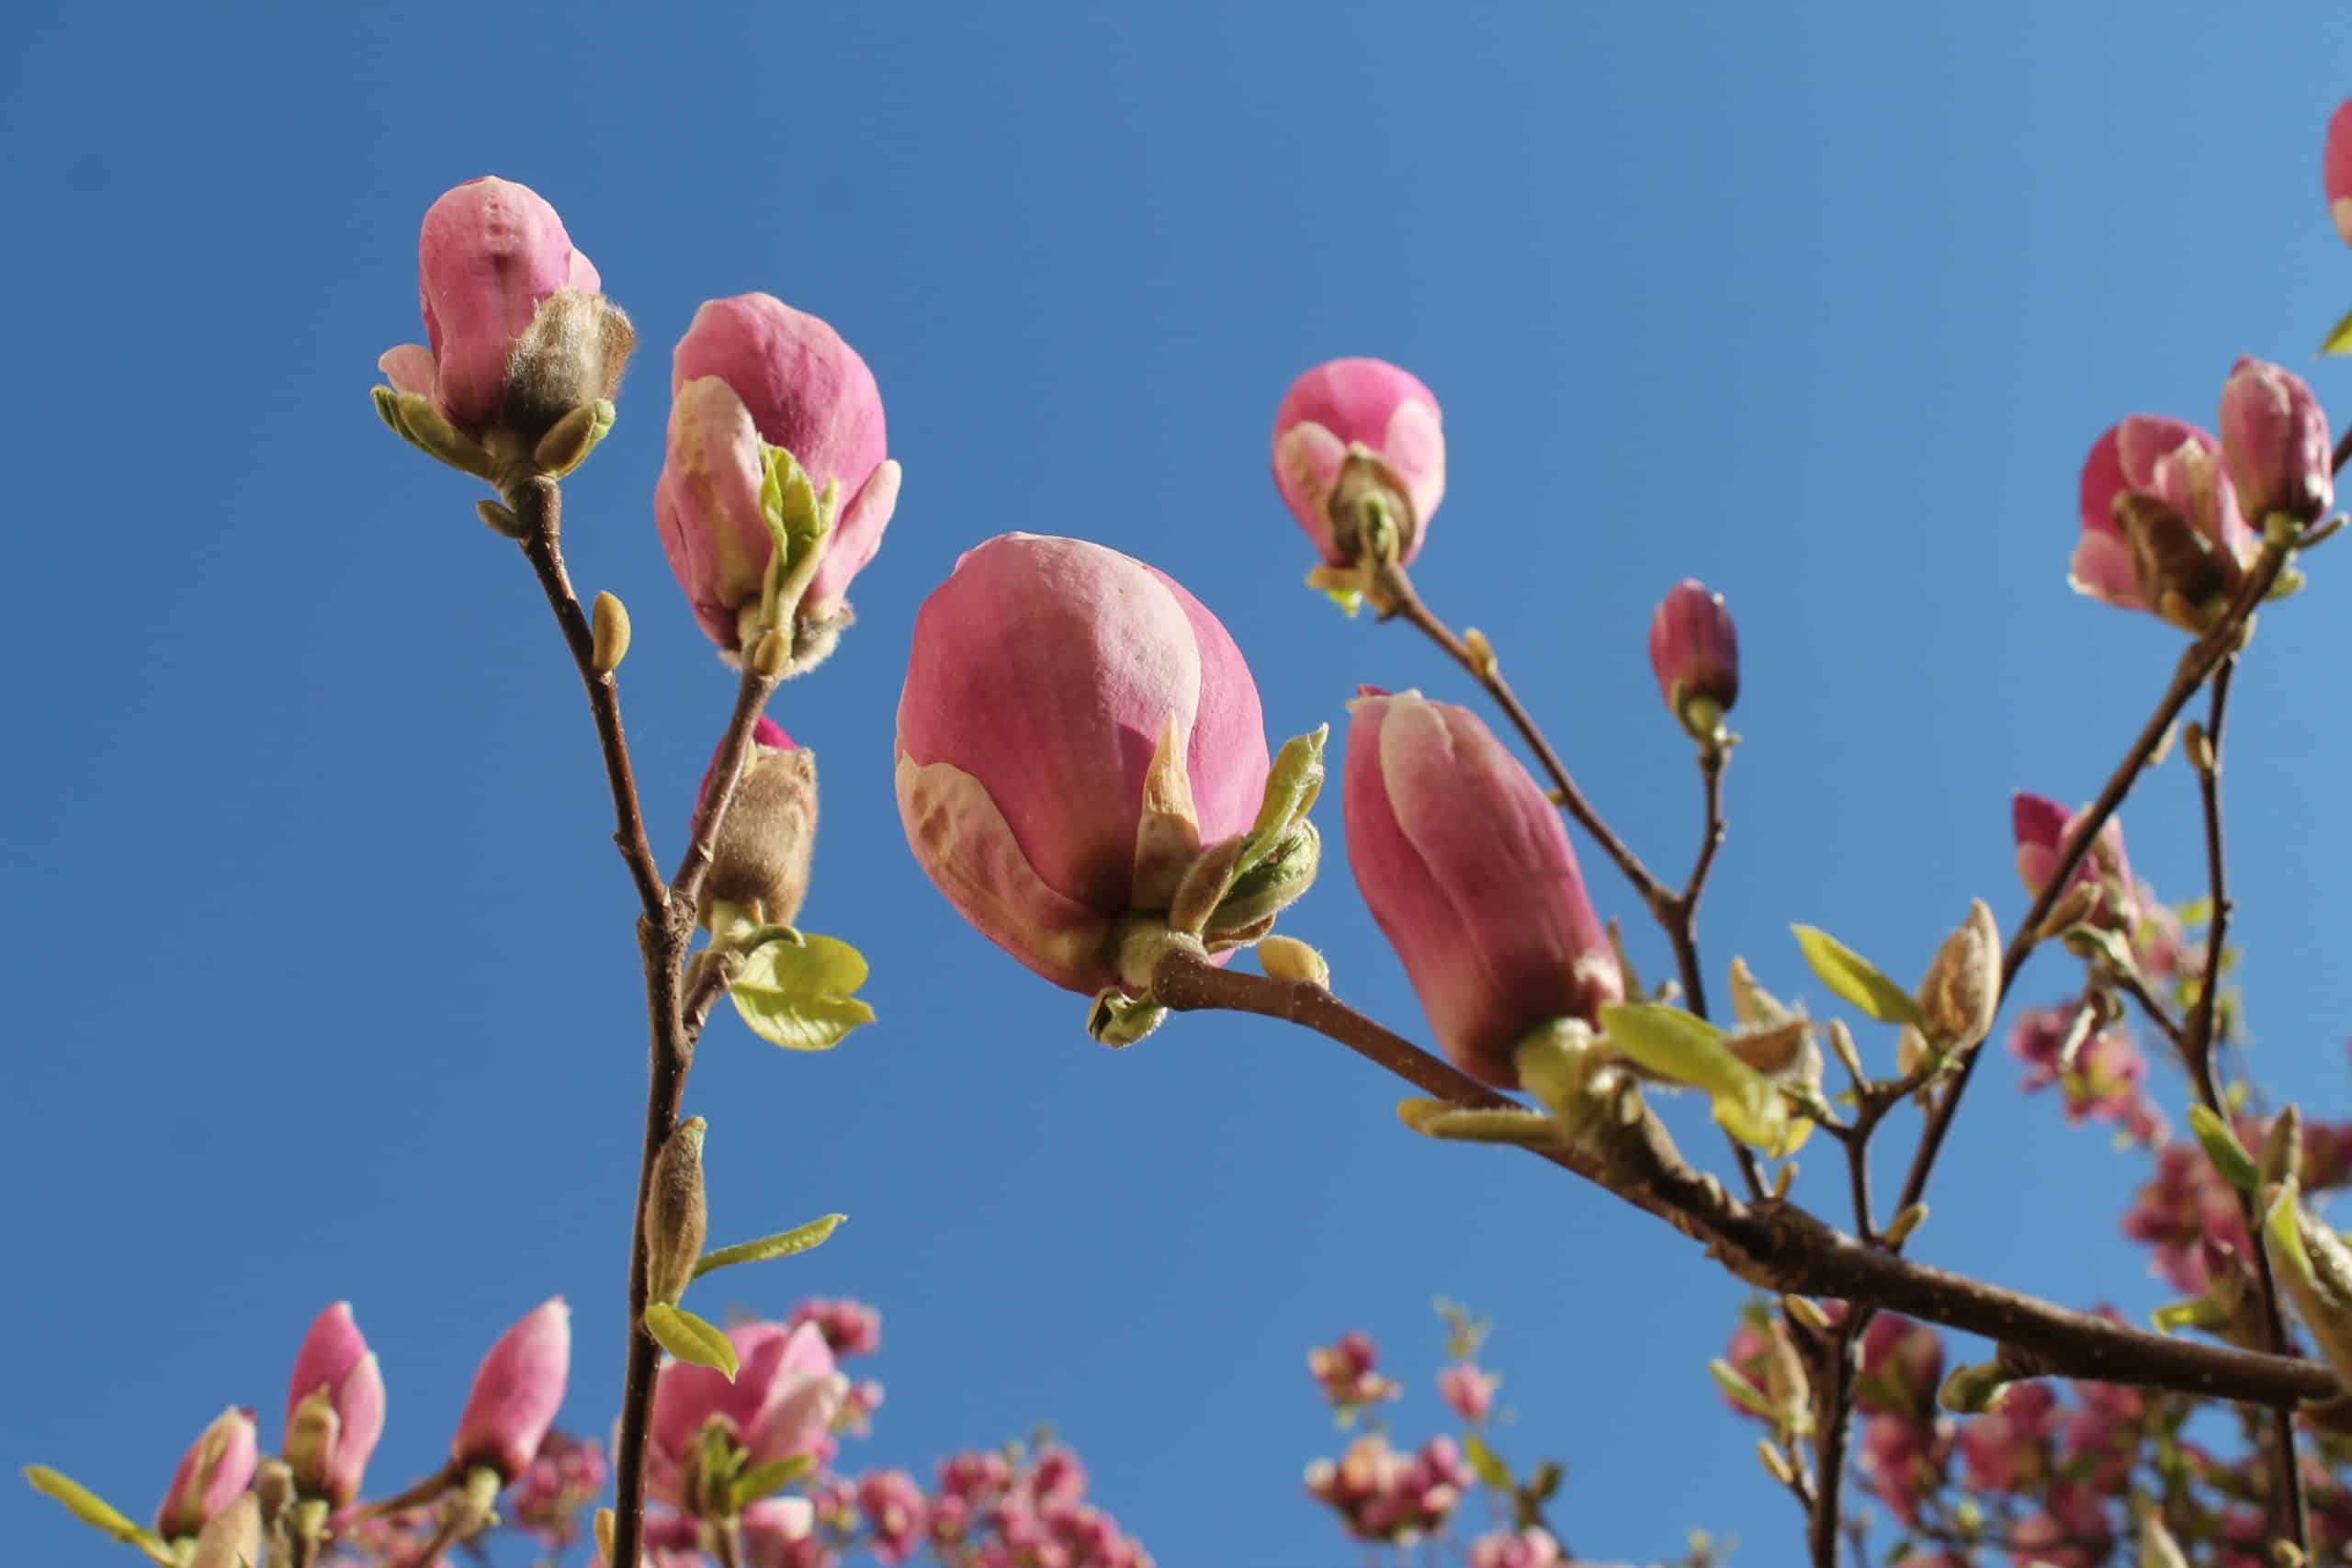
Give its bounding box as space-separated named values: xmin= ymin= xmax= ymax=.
xmin=1147 ymin=949 xmax=2339 ymax=1407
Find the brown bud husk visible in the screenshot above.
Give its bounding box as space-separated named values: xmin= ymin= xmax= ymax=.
xmin=646 ymin=1117 xmax=709 ymax=1307
xmin=189 ymin=1492 xmax=262 ymax=1568
xmin=2114 ymin=491 xmax=2243 ymax=633
xmin=2261 ymin=1104 xmax=2305 ymax=1188
xmin=1918 ymin=899 xmax=2000 ymax=1053
xmin=497 ymin=290 xmax=635 ymax=445
xmin=704 ymin=744 xmax=818 ymax=926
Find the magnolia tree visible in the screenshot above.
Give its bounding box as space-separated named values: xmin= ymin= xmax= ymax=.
xmin=28 ymin=102 xmax=2352 ymax=1568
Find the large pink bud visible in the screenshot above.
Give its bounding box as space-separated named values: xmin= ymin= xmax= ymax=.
xmin=451 ymin=1298 xmax=571 ymax=1483
xmin=378 ymin=177 xmax=631 ymax=447
xmin=2071 ymin=415 xmax=2254 ymax=631
xmin=2220 ymin=356 xmax=2334 ymax=525
xmin=895 ymin=534 xmax=1272 ymax=994
xmin=656 ymin=294 xmax=901 ymax=653
xmin=282 ymin=1302 xmax=387 ymax=1507
xmin=643 ymin=1321 xmax=844 ymax=1516
xmin=1272 ymin=358 xmax=1446 ymax=566
xmin=155 ymin=1406 xmax=259 ymax=1540
xmin=2328 ymin=100 xmax=2352 ymax=245
xmin=1646 ymin=580 xmax=1739 ymax=740
xmin=1342 ymin=691 xmax=1621 ymax=1088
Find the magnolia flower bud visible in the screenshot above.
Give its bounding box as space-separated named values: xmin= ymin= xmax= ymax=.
xmin=1646 ymin=580 xmax=1739 ymax=740
xmin=645 ymin=1322 xmax=843 ymax=1515
xmin=2328 ymin=99 xmax=2352 ymax=246
xmin=2072 ymin=416 xmax=2254 ymax=627
xmin=896 ymin=534 xmax=1271 ymax=995
xmin=187 ymin=1492 xmax=261 ymax=1568
xmin=156 ymin=1406 xmax=259 ymax=1540
xmin=2011 ymin=793 xmax=2136 ymax=931
xmin=1343 ymin=689 xmax=1622 ymax=1088
xmin=282 ymin=1303 xmax=385 ymax=1506
xmin=451 ymin=1298 xmax=571 ymax=1483
xmin=656 ymin=294 xmax=899 ymax=654
xmin=377 ymin=178 xmax=632 ymax=457
xmin=646 ymin=1119 xmax=709 ymax=1308
xmin=1272 ymin=358 xmax=1445 ymax=566
xmin=1917 ymin=900 xmax=2000 ymax=1054
xmin=2220 ymin=356 xmax=2334 ymax=525
xmin=699 ymin=717 xmax=818 ymax=927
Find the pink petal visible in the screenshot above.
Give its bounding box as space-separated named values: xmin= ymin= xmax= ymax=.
xmin=378 ymin=344 xmax=438 ymax=399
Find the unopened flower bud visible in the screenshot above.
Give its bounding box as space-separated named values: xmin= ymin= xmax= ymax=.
xmin=698 ymin=718 xmax=817 ymax=928
xmin=1272 ymin=358 xmax=1445 ymax=567
xmin=187 ymin=1492 xmax=261 ymax=1568
xmin=157 ymin=1407 xmax=259 ymax=1540
xmin=591 ymin=592 xmax=630 ymax=674
xmin=2221 ymin=356 xmax=2334 ymax=525
xmin=1647 ymin=581 xmax=1739 ymax=742
xmin=451 ymin=1298 xmax=571 ymax=1483
xmin=282 ymin=1303 xmax=384 ymax=1507
xmin=2073 ymin=416 xmax=2254 ymax=627
xmin=2262 ymin=1105 xmax=2307 ymax=1189
xmin=1917 ymin=900 xmax=1999 ymax=1054
xmin=1258 ymin=935 xmax=1330 ymax=987
xmin=646 ymin=1118 xmax=709 ymax=1307
xmin=2327 ymin=99 xmax=2352 ymax=246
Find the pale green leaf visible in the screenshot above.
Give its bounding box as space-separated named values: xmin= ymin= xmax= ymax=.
xmin=694 ymin=1213 xmax=847 ymax=1280
xmin=1600 ymin=1003 xmax=1809 ymax=1156
xmin=736 ymin=931 xmax=870 ymax=1001
xmin=2267 ymin=1183 xmax=2315 ymax=1286
xmin=644 ymin=1303 xmax=739 ymax=1380
xmin=730 ymin=990 xmax=876 ymax=1052
xmin=2319 ymin=306 xmax=2352 ymax=358
xmin=1708 ymin=1360 xmax=1775 ymax=1420
xmin=1241 ymin=727 xmax=1329 ymax=870
xmin=1461 ymin=1431 xmax=1514 ymax=1491
xmin=1790 ymin=925 xmax=1926 ymax=1027
xmin=731 ymin=1453 xmax=816 ymax=1510
xmin=2188 ymin=1104 xmax=2260 ymax=1193
xmin=23 ymin=1466 xmax=164 ymax=1553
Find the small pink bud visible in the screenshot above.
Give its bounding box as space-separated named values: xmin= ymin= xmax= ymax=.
xmin=2327 ymin=100 xmax=2352 ymax=245
xmin=1646 ymin=580 xmax=1738 ymax=739
xmin=656 ymin=294 xmax=899 ymax=652
xmin=2071 ymin=415 xmax=2253 ymax=626
xmin=2220 ymin=356 xmax=2334 ymax=525
xmin=643 ymin=1321 xmax=844 ymax=1515
xmin=1272 ymin=358 xmax=1445 ymax=566
xmin=156 ymin=1406 xmax=259 ymax=1540
xmin=698 ymin=717 xmax=819 ymax=927
xmin=378 ymin=177 xmax=632 ymax=446
xmin=896 ymin=533 xmax=1271 ymax=995
xmin=1436 ymin=1362 xmax=1498 ymax=1424
xmin=451 ymin=1298 xmax=571 ymax=1483
xmin=1342 ymin=690 xmax=1622 ymax=1087
xmin=282 ymin=1302 xmax=386 ymax=1506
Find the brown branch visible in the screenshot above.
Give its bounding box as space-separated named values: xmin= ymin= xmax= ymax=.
xmin=1148 ymin=948 xmax=2340 ymax=1409
xmin=2183 ymin=660 xmax=2308 ymax=1552
xmin=671 ymin=662 xmax=781 ymax=909
xmin=2110 ymin=967 xmax=2190 ymax=1061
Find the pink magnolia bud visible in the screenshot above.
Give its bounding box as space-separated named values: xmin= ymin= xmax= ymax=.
xmin=1272 ymin=358 xmax=1446 ymax=566
xmin=896 ymin=533 xmax=1271 ymax=994
xmin=656 ymin=294 xmax=900 ymax=651
xmin=378 ymin=177 xmax=631 ymax=444
xmin=451 ymin=1298 xmax=571 ymax=1483
xmin=1646 ymin=580 xmax=1738 ymax=737
xmin=644 ymin=1321 xmax=844 ymax=1515
xmin=2220 ymin=356 xmax=2334 ymax=525
xmin=1343 ymin=690 xmax=1622 ymax=1088
xmin=156 ymin=1406 xmax=259 ymax=1540
xmin=2072 ymin=415 xmax=2254 ymax=628
xmin=283 ymin=1302 xmax=386 ymax=1506
xmin=740 ymin=1497 xmax=818 ymax=1567
xmin=1436 ymin=1362 xmax=1498 ymax=1424
xmin=698 ymin=716 xmax=819 ymax=926
xmin=2328 ymin=100 xmax=2352 ymax=245
xmin=2010 ymin=792 xmax=2135 ymax=930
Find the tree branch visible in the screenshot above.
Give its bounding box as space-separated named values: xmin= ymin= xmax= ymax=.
xmin=670 ymin=662 xmax=781 ymax=909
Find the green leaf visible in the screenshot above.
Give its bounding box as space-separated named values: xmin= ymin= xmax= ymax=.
xmin=1790 ymin=925 xmax=1925 ymax=1028
xmin=730 ymin=990 xmax=876 ymax=1052
xmin=23 ymin=1466 xmax=165 ymax=1554
xmin=2151 ymin=1297 xmax=2226 ymax=1334
xmin=2188 ymin=1104 xmax=2260 ymax=1193
xmin=736 ymin=931 xmax=870 ymax=1001
xmin=694 ymin=1213 xmax=847 ymax=1280
xmin=2319 ymin=306 xmax=2352 ymax=358
xmin=644 ymin=1303 xmax=739 ymax=1380
xmin=730 ymin=1453 xmax=816 ymax=1510
xmin=1600 ymin=1003 xmax=1810 ymax=1156
xmin=1239 ymin=727 xmax=1329 ymax=871
xmin=2267 ymin=1182 xmax=2315 ymax=1286
xmin=1707 ymin=1359 xmax=1775 ymax=1420
xmin=1461 ymin=1431 xmax=1514 ymax=1491
xmin=1526 ymin=1460 xmax=1564 ymax=1503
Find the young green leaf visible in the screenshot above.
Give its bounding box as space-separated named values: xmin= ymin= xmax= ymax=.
xmin=694 ymin=1213 xmax=848 ymax=1280
xmin=23 ymin=1466 xmax=168 ymax=1557
xmin=1707 ymin=1360 xmax=1776 ymax=1421
xmin=1461 ymin=1431 xmax=1514 ymax=1491
xmin=644 ymin=1303 xmax=740 ymax=1380
xmin=1600 ymin=1002 xmax=1811 ymax=1156
xmin=1240 ymin=727 xmax=1329 ymax=870
xmin=730 ymin=990 xmax=876 ymax=1052
xmin=736 ymin=931 xmax=870 ymax=1001
xmin=730 ymin=1453 xmax=816 ymax=1511
xmin=2320 ymin=305 xmax=2352 ymax=358
xmin=1791 ymin=925 xmax=1926 ymax=1027
xmin=2188 ymin=1104 xmax=2260 ymax=1194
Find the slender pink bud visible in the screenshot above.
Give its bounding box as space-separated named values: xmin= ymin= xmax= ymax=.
xmin=451 ymin=1298 xmax=571 ymax=1483
xmin=156 ymin=1406 xmax=259 ymax=1540
xmin=378 ymin=177 xmax=631 ymax=443
xmin=656 ymin=294 xmax=899 ymax=650
xmin=698 ymin=716 xmax=819 ymax=926
xmin=1272 ymin=358 xmax=1445 ymax=565
xmin=643 ymin=1321 xmax=844 ymax=1514
xmin=896 ymin=534 xmax=1270 ymax=994
xmin=1646 ymin=580 xmax=1738 ymax=736
xmin=283 ymin=1303 xmax=386 ymax=1506
xmin=2220 ymin=356 xmax=2334 ymax=525
xmin=2328 ymin=100 xmax=2352 ymax=245
xmin=1342 ymin=690 xmax=1622 ymax=1087
xmin=2071 ymin=415 xmax=2253 ymax=626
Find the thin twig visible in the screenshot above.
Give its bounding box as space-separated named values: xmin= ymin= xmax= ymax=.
xmin=1147 ymin=948 xmax=2337 ymax=1407
xmin=671 ymin=662 xmax=783 ymax=908
xmin=2109 ymin=967 xmax=2191 ymax=1061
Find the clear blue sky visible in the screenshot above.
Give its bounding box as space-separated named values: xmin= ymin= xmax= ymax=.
xmin=6 ymin=4 xmax=2352 ymax=1563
